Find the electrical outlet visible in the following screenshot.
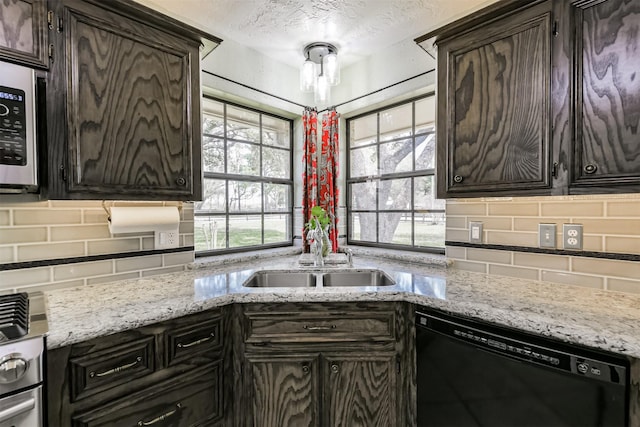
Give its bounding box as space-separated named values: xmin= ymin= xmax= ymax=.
xmin=469 ymin=222 xmax=483 ymax=243
xmin=563 ymin=224 xmax=583 ymax=250
xmin=154 ymin=230 xmax=179 ymax=249
xmin=538 ymin=224 xmax=556 ymax=248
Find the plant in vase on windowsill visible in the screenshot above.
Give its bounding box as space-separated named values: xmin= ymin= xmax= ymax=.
xmin=305 ymin=205 xmax=331 ymax=259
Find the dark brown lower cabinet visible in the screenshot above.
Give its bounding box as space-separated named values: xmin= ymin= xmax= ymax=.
xmin=47 ymin=307 xmax=228 ymax=427
xmin=71 ymin=362 xmax=221 ymax=427
xmin=239 ymin=302 xmax=413 ymax=427
xmin=245 ymin=352 xmax=397 ymax=427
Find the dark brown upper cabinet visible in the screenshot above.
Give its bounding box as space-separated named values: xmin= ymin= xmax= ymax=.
xmin=44 ymin=0 xmax=221 ymax=200
xmin=0 ymin=0 xmax=48 ymax=68
xmin=418 ymin=0 xmax=640 ymax=198
xmin=571 ymin=0 xmax=640 ymax=193
xmin=422 ymin=1 xmax=553 ymax=198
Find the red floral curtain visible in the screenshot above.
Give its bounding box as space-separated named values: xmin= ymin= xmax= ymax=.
xmin=302 ymin=108 xmax=318 ymax=252
xmin=319 ymin=109 xmax=340 ymax=252
xmin=302 ymin=107 xmax=340 ymax=252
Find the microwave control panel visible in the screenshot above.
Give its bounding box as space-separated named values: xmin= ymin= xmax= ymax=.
xmin=0 ymin=86 xmax=28 ymax=166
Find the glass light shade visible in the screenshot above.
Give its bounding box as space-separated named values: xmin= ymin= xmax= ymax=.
xmin=323 ymin=53 xmax=340 ymax=86
xmin=315 ymin=74 xmax=330 ymax=105
xmin=300 ymin=59 xmax=316 ymax=92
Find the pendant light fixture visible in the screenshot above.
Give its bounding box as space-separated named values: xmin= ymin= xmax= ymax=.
xmin=299 ymin=42 xmax=340 ymax=105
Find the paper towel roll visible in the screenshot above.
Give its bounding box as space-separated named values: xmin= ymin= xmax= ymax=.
xmin=108 ymin=206 xmax=180 ymax=234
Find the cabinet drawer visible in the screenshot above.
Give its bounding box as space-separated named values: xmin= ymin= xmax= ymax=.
xmin=246 ymin=311 xmax=395 ymax=343
xmin=70 ymin=336 xmax=154 ymax=402
xmin=167 ymin=317 xmax=222 ymax=365
xmin=72 ymin=362 xmax=222 ymax=427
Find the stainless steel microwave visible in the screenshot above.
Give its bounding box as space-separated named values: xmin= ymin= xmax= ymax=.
xmin=0 ymin=61 xmax=38 ymax=192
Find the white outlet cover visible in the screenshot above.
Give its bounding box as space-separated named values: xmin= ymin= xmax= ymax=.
xmin=562 ymin=224 xmax=583 ymax=250
xmin=154 ymin=229 xmax=179 ymax=249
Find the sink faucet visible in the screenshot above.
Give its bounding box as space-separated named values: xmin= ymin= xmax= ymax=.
xmin=308 ymin=225 xmax=325 ymax=267
xmin=312 ymin=237 xmax=324 ymax=267
xmin=345 ymin=248 xmax=353 ymax=267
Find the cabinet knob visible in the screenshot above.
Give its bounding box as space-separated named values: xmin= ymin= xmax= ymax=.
xmin=176 ymin=177 xmax=186 ymax=186
xmin=302 ymin=364 xmax=310 ymax=374
xmin=331 ymin=364 xmax=339 ymax=373
xmin=453 ymin=175 xmax=463 ymax=183
xmin=584 ymin=164 xmax=597 ymax=174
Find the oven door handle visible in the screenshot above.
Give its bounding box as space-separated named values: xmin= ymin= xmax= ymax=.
xmin=0 ymin=396 xmax=35 ymax=422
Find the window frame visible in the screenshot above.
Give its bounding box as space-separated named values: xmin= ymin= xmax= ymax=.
xmin=346 ymin=93 xmax=445 ymax=254
xmin=195 ymin=95 xmax=294 ymax=256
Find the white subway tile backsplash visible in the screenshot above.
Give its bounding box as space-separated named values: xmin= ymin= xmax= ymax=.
xmin=541 ymin=271 xmax=604 ymax=289
xmin=0 ymin=267 xmax=51 ymax=288
xmin=18 ymin=242 xmax=85 ymax=262
xmin=447 ymin=194 xmax=640 ymax=295
xmin=0 ymin=211 xmax=9 ymax=226
xmin=54 ymin=261 xmax=113 ymax=281
xmin=16 ymin=279 xmax=85 ymax=294
xmin=87 ymin=238 xmax=141 ymax=256
xmin=50 ymin=224 xmax=111 ymax=242
xmin=87 ymin=272 xmax=140 ymax=286
xmin=13 ymin=209 xmax=82 ymax=225
xmin=115 ymin=255 xmax=163 ymax=273
xmin=141 ymin=266 xmax=185 ymax=277
xmin=163 ymin=251 xmax=193 ymax=267
xmin=0 ymin=246 xmax=14 ymax=263
xmin=0 ymin=227 xmax=47 ymax=244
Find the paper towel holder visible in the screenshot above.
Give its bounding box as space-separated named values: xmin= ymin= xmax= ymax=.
xmin=102 ymin=200 xmax=183 ymax=221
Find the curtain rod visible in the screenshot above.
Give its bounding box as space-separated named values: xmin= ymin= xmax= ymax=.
xmin=317 ymin=68 xmax=435 ymax=113
xmin=202 ymin=70 xmax=309 ymax=109
xmin=203 ymin=68 xmax=435 ymax=113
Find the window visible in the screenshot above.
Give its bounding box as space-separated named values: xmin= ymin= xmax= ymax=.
xmin=195 ymin=97 xmax=293 ymax=254
xmin=347 ymin=95 xmax=445 ymax=252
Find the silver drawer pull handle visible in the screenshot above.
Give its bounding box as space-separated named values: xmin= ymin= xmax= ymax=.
xmin=0 ymin=396 xmax=35 ymax=423
xmin=177 ymin=332 xmax=215 ymax=348
xmin=137 ymin=403 xmax=182 ymax=426
xmin=90 ymin=356 xmax=142 ymax=378
xmin=303 ymin=325 xmax=337 ymax=331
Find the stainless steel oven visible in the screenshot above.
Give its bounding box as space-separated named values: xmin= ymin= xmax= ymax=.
xmin=0 ymin=61 xmax=38 ymax=193
xmin=416 ymin=309 xmax=629 ymax=427
xmin=0 ymin=293 xmax=47 ymax=427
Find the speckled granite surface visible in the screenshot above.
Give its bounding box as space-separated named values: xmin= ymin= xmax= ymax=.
xmin=45 ymin=254 xmax=640 ymax=361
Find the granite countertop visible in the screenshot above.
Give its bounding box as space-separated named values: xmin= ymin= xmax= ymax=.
xmin=44 ymin=250 xmax=640 ymax=360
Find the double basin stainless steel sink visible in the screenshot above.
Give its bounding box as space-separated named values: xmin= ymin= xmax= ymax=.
xmin=242 ymin=269 xmax=395 ymax=288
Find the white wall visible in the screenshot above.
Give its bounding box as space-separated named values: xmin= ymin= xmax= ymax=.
xmin=201 ymin=39 xmax=308 ymax=117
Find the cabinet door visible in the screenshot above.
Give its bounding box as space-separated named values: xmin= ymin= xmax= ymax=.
xmin=46 ymin=0 xmax=202 ymax=200
xmin=572 ymin=0 xmax=640 ymax=192
xmin=245 ymin=354 xmax=320 ymax=427
xmin=322 ymin=353 xmax=396 ymax=427
xmin=0 ymin=0 xmax=48 ymax=68
xmin=437 ymin=1 xmax=553 ymax=197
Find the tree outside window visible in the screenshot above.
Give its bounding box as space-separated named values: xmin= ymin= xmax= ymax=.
xmin=195 ymin=97 xmax=293 ymax=254
xmin=347 ymin=95 xmax=445 ymax=251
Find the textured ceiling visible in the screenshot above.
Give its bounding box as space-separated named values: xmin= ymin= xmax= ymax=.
xmin=136 ymin=0 xmax=496 ymax=68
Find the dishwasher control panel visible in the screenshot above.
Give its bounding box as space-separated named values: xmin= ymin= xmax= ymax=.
xmin=416 ymin=310 xmax=627 ymax=385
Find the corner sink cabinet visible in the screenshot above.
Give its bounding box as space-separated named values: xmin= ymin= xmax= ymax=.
xmin=40 ymin=0 xmax=220 ymax=200
xmin=235 ymin=302 xmax=415 ymax=427
xmin=420 ymin=0 xmax=640 ymax=198
xmin=47 ymin=307 xmax=230 ymax=427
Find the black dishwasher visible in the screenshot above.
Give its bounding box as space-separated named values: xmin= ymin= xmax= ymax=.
xmin=416 ymin=309 xmax=629 ymax=427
